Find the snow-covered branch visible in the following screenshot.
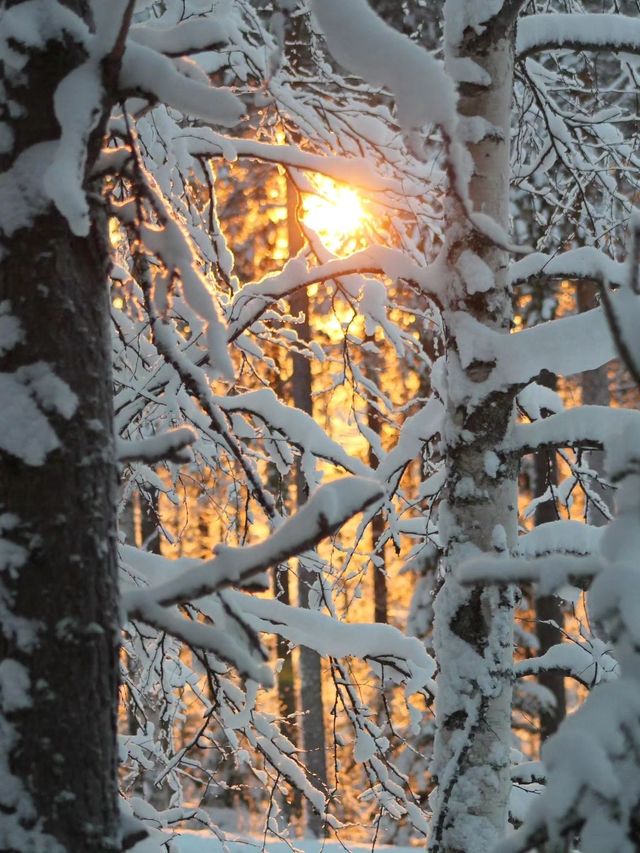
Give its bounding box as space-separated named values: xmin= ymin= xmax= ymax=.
xmin=457 ymin=553 xmax=600 ymax=595
xmin=227 ymin=247 xmax=436 ymax=341
xmin=507 ymin=406 xmax=640 ymax=457
xmin=509 ymin=248 xmax=627 ymax=290
xmin=517 ymin=14 xmax=640 ymax=59
xmin=228 ymin=591 xmax=436 ymax=696
xmin=124 ymin=476 xmax=383 ymax=612
xmin=119 ymin=41 xmax=244 ymax=127
xmin=116 ymin=427 xmax=196 ymax=464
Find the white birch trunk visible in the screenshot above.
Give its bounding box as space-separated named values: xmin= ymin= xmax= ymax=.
xmin=429 ymin=10 xmax=519 ymax=852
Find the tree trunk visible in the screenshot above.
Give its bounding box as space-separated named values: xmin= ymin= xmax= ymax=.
xmin=0 ymin=7 xmax=121 ymax=851
xmin=139 ymin=489 xmax=161 ymax=554
xmin=364 ymin=342 xmax=388 ymax=625
xmin=288 ymin=175 xmax=328 ymax=835
xmin=577 ymin=281 xmax=613 ymax=525
xmin=270 ymin=449 xmax=300 ymax=819
xmin=272 ymin=180 xmax=302 ymax=756
xmin=429 ymin=13 xmax=518 ymax=852
xmin=273 ymin=563 xmax=298 ymax=738
xmin=532 ymin=374 xmax=566 ymax=741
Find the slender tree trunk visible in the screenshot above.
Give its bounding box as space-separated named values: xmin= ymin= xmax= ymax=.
xmin=429 ymin=13 xmax=518 ymax=852
xmin=139 ymin=489 xmax=161 ymax=554
xmin=272 ymin=185 xmax=301 ymax=755
xmin=273 ymin=564 xmax=298 ymax=740
xmin=270 ymin=431 xmax=300 ymax=819
xmin=577 ymin=281 xmax=614 ymax=525
xmin=0 ymin=6 xmax=123 ymax=850
xmin=288 ymin=177 xmax=328 ymax=836
xmin=365 ymin=348 xmax=388 ymax=625
xmin=533 ymin=375 xmax=566 ymax=741
xmin=370 ymin=488 xmax=388 ymax=625
xmin=276 ymin=12 xmax=329 ymax=827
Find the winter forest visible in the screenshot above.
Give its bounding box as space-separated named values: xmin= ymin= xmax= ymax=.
xmin=5 ymin=0 xmax=640 ymax=852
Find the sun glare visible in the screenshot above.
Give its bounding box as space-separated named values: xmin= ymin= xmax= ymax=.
xmin=301 ymin=175 xmax=368 ymax=254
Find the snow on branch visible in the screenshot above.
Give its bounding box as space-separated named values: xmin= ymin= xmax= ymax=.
xmin=119 ymin=41 xmax=244 ymax=127
xmin=123 ymin=476 xmax=384 ymax=612
xmin=517 ymin=14 xmax=640 ymax=59
xmin=457 ymin=553 xmax=600 ymax=595
xmin=310 ymin=0 xmax=457 ymax=140
xmin=457 ymin=520 xmax=605 ymax=593
xmin=509 ymin=248 xmax=627 ymax=290
xmin=214 ymin=389 xmax=372 ymax=477
xmin=506 ymin=406 xmax=640 ymax=457
xmin=376 ymin=397 xmax=444 ymax=485
xmin=518 ymin=521 xmax=602 ymax=559
xmin=116 ymin=427 xmax=196 ymax=465
xmin=228 ymin=591 xmax=436 ymax=697
xmin=227 ymin=247 xmax=436 ymax=340
xmin=516 ymin=640 xmax=618 ymax=689
xmin=183 ymin=128 xmax=407 ymax=194
xmin=131 ymin=598 xmax=272 ymax=684
xmin=129 ymin=17 xmax=230 ymax=57
xmin=448 ymin=307 xmax=616 ymax=405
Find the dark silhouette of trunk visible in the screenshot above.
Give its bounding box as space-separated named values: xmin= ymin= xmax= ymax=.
xmin=269 ymin=367 xmax=300 ymax=818
xmin=577 ymin=281 xmax=614 ymax=524
xmin=533 ymin=373 xmax=566 ymax=741
xmin=272 ymin=182 xmax=301 ymax=754
xmin=279 ymin=10 xmax=329 ymax=824
xmin=0 ymin=4 xmax=125 ymax=849
xmin=370 ymin=498 xmax=388 ymax=624
xmin=139 ymin=489 xmax=161 ymax=554
xmin=365 ymin=374 xmax=388 ymax=624
xmin=273 ymin=562 xmax=298 ymax=739
xmin=288 ymin=174 xmax=328 ymax=836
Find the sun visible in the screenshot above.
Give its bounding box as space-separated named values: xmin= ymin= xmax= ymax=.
xmin=301 ymin=175 xmax=368 ymax=255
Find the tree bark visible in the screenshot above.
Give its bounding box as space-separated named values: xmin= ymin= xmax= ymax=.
xmin=429 ymin=12 xmax=518 ymax=852
xmin=532 ymin=374 xmax=566 ymax=742
xmin=366 ymin=389 xmax=388 ymax=625
xmin=577 ymin=281 xmax=613 ymax=525
xmin=0 ymin=6 xmax=121 ymax=850
xmin=288 ymin=177 xmax=328 ymax=836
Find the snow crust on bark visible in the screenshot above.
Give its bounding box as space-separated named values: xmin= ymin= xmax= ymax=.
xmin=428 ymin=10 xmax=517 ymax=851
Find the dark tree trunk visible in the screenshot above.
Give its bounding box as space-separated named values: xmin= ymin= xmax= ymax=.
xmin=273 ymin=564 xmax=298 ymax=739
xmin=272 ymin=178 xmax=301 ymax=754
xmin=577 ymin=281 xmax=613 ymax=524
xmin=139 ymin=489 xmax=161 ymax=554
xmin=288 ymin=176 xmax=328 ymax=836
xmin=365 ymin=384 xmax=388 ymax=625
xmin=533 ymin=373 xmax=566 ymax=741
xmin=0 ymin=218 xmax=119 ymax=852
xmin=0 ymin=5 xmax=121 ymax=850
xmin=280 ymin=6 xmax=330 ymax=805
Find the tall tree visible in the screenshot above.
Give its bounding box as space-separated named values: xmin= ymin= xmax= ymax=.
xmin=532 ymin=374 xmax=567 ymax=743
xmin=0 ymin=4 xmax=131 ymax=849
xmin=289 ymin=195 xmax=330 ymax=834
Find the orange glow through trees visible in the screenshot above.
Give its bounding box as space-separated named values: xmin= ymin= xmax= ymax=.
xmin=301 ymin=175 xmax=369 ymax=255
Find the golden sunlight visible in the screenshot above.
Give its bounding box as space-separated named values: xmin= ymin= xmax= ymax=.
xmin=301 ymin=175 xmax=368 ymax=254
